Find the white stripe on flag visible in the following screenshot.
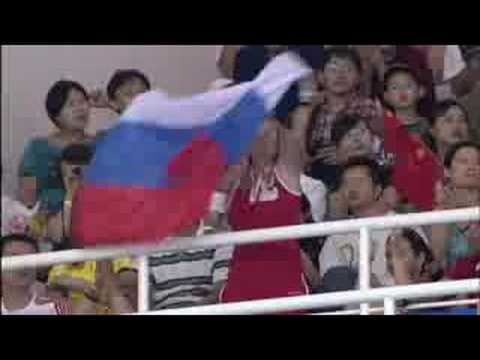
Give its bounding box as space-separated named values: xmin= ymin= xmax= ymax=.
xmin=121 ymin=52 xmax=312 ymax=130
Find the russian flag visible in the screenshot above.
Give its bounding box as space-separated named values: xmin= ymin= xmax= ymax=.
xmin=72 ymin=52 xmax=311 ymax=247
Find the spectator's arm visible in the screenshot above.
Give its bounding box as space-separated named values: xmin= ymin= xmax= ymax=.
xmin=202 ymin=164 xmax=244 ymax=233
xmin=275 ymin=113 xmax=309 ymax=195
xmin=72 ymin=297 xmax=98 ymax=315
xmin=19 ymin=177 xmax=37 ymax=208
xmin=429 ymin=223 xmax=451 ymax=270
xmin=106 ymin=281 xmax=135 ymax=314
xmin=429 ymin=182 xmax=455 ymax=268
xmin=300 ymin=249 xmax=321 ymax=290
xmin=289 ymin=104 xmax=313 ymax=165
xmin=89 ymin=88 xmax=111 ymax=109
xmin=198 ymin=281 xmax=226 ymax=306
xmin=449 ymin=66 xmax=480 ymax=98
xmin=278 ymin=121 xmax=305 ymax=178
xmin=46 ymin=211 xmax=64 ymax=244
xmin=51 ymin=275 xmax=97 ymax=298
xmin=327 ymin=191 xmax=349 ymax=221
xmin=379 ymin=186 xmax=400 ymax=213
xmin=18 ymin=140 xmax=40 ymax=207
xmin=49 ymin=266 xmax=98 ymax=301
xmin=390 ymin=254 xmax=414 ymax=285
xmin=431 ymin=45 xmax=480 ymax=99
xmin=96 ymin=260 xmax=135 ymax=314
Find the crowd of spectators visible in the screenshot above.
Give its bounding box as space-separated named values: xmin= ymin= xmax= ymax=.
xmin=2 ymin=45 xmax=479 ymax=315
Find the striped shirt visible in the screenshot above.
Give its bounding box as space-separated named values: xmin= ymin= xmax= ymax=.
xmin=149 ymin=246 xmax=233 ymax=310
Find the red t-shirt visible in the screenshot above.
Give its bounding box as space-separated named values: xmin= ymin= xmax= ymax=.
xmin=447 ymin=255 xmax=480 ymax=299
xmin=221 ymin=173 xmax=308 ymax=305
xmin=383 ymin=111 xmax=444 ymax=211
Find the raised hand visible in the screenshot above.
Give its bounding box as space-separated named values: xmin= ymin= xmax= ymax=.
xmin=328 ymin=190 xmax=349 ymax=220
xmin=315 ymin=145 xmax=338 ymax=165
xmin=434 ymin=181 xmax=455 ymax=210
xmin=425 ymin=46 xmax=447 ymax=84
xmin=89 ymin=88 xmax=110 ymax=109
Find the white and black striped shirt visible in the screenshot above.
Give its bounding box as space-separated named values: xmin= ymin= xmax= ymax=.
xmin=149 ymin=246 xmax=232 ymax=310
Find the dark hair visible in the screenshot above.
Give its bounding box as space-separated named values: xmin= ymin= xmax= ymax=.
xmin=61 ymin=143 xmax=93 ymax=165
xmin=383 ymin=64 xmax=422 ymax=92
xmin=339 ymin=156 xmax=382 ymax=187
xmin=443 ymin=141 xmax=480 ymax=169
xmin=321 ymin=46 xmax=362 ymax=73
xmin=399 ymin=228 xmax=433 ymax=274
xmin=233 ymin=46 xmax=270 ymax=83
xmin=106 ymin=69 xmax=151 ymax=101
xmin=45 ymin=80 xmax=89 ymax=126
xmin=331 ymin=115 xmax=366 ymax=145
xmin=431 ymin=99 xmax=470 ymax=127
xmin=1 ymin=234 xmax=39 ymax=255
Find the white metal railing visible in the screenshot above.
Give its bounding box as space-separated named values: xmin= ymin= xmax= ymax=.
xmin=2 ymin=207 xmax=480 ymax=315
xmin=139 ymin=280 xmax=479 ymax=315
xmin=319 ymin=299 xmax=480 ymax=315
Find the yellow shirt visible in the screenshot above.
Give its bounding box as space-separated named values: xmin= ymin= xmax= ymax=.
xmin=48 ymin=258 xmax=136 ymax=305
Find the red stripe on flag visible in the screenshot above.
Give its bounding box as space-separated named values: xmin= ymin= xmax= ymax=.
xmin=72 ymin=137 xmax=225 ymax=246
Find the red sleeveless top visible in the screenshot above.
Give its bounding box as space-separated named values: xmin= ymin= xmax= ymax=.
xmin=220 ymin=171 xmax=308 ymax=304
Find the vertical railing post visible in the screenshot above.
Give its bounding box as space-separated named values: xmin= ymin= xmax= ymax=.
xmin=137 ymin=256 xmax=149 ymax=313
xmin=383 ymin=297 xmax=396 ymax=315
xmin=359 ymin=226 xmax=370 ymax=315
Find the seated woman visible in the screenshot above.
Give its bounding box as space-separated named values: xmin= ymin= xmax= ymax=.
xmin=385 ymin=228 xmax=449 ymax=314
xmin=386 ymin=227 xmax=478 ymax=315
xmin=43 ymin=143 xmax=92 ymax=250
xmin=386 ymin=228 xmax=437 ymax=286
xmin=431 ymin=141 xmax=480 ymax=270
xmin=18 ymin=80 xmax=95 ymax=215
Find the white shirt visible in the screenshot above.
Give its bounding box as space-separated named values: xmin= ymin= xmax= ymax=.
xmin=443 ymin=45 xmax=466 ymax=82
xmin=300 ymin=174 xmax=327 ymax=222
xmin=436 ymin=45 xmax=467 ymax=101
xmin=318 ymin=212 xmax=429 ymax=288
xmin=2 ymin=292 xmax=60 ymax=315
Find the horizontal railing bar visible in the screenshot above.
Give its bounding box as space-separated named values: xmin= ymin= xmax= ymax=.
xmin=136 ymin=279 xmax=480 ymax=315
xmin=3 ymin=207 xmax=478 ymax=271
xmin=317 ymin=299 xmax=479 ymax=315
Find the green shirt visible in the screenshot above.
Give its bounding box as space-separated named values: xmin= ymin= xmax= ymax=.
xmin=403 ymin=117 xmax=430 ymax=137
xmin=446 ymin=225 xmax=476 ymax=267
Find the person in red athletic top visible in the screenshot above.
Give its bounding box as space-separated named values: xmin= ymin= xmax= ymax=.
xmin=217 ymin=118 xmax=312 ymax=305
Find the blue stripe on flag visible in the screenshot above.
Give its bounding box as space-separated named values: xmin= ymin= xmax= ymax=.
xmin=85 ymin=90 xmax=267 ymax=188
